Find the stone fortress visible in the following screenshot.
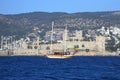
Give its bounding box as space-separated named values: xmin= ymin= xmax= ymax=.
xmin=14 ymin=29 xmax=105 ymax=56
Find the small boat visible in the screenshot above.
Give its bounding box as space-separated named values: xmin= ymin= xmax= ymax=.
xmin=46 ymin=54 xmax=72 ymax=59
xmin=46 ymin=52 xmax=73 ymax=59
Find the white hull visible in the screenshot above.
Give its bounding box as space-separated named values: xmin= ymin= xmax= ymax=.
xmin=46 ymin=54 xmax=72 ymax=59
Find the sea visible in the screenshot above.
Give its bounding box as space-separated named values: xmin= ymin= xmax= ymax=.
xmin=0 ymin=56 xmax=120 ymax=80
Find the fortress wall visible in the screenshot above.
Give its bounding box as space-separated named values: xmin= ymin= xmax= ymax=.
xmin=14 ymin=49 xmax=38 ymax=55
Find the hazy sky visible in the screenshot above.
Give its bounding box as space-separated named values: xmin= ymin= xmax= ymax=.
xmin=0 ymin=0 xmax=120 ymax=14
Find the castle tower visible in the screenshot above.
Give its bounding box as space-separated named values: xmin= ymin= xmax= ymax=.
xmin=96 ymin=36 xmax=105 ymax=52
xmin=63 ymin=28 xmax=68 ymax=41
xmin=75 ymin=30 xmax=83 ymax=40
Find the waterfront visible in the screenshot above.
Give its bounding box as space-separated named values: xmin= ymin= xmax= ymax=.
xmin=0 ymin=56 xmax=120 ymax=80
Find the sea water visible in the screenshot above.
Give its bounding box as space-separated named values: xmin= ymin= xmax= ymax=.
xmin=0 ymin=56 xmax=120 ymax=80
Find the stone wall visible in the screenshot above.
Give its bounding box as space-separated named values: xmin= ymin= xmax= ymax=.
xmin=14 ymin=49 xmax=38 ymax=55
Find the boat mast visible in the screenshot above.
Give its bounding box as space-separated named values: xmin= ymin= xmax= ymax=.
xmin=50 ymin=21 xmax=54 ymax=54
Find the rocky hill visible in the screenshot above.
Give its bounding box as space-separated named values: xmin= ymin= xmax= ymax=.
xmin=0 ymin=11 xmax=120 ymax=37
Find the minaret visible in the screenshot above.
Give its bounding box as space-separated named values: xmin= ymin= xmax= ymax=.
xmin=63 ymin=25 xmax=68 ymax=41
xmin=50 ymin=21 xmax=54 ymax=54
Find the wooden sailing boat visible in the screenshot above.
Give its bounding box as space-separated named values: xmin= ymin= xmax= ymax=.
xmin=46 ymin=22 xmax=72 ymax=58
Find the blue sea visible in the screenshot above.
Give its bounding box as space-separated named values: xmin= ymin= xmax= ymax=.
xmin=0 ymin=56 xmax=120 ymax=80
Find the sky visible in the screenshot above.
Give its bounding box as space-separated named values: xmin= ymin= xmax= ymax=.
xmin=0 ymin=0 xmax=120 ymax=14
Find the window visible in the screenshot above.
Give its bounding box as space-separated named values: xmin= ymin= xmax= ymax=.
xmin=27 ymin=46 xmax=32 ymax=49
xmin=34 ymin=46 xmax=38 ymax=49
xmin=82 ymin=44 xmax=85 ymax=47
xmin=74 ymin=39 xmax=78 ymax=41
xmin=74 ymin=45 xmax=79 ymax=48
xmin=86 ymin=49 xmax=89 ymax=52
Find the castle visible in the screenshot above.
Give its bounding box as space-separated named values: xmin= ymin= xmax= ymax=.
xmin=14 ymin=29 xmax=105 ymax=55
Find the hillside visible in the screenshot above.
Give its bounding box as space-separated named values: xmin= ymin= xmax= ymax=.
xmin=0 ymin=11 xmax=120 ymax=37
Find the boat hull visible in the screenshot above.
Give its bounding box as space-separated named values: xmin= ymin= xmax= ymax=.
xmin=46 ymin=54 xmax=72 ymax=59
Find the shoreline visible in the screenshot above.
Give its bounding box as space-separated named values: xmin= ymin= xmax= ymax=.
xmin=0 ymin=49 xmax=120 ymax=56
xmin=0 ymin=52 xmax=120 ymax=56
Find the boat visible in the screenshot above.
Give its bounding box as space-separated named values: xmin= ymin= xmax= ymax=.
xmin=46 ymin=55 xmax=72 ymax=58
xmin=46 ymin=52 xmax=72 ymax=58
xmin=46 ymin=22 xmax=73 ymax=59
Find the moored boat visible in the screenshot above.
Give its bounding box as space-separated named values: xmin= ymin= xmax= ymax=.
xmin=46 ymin=21 xmax=73 ymax=59
xmin=46 ymin=54 xmax=72 ymax=58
